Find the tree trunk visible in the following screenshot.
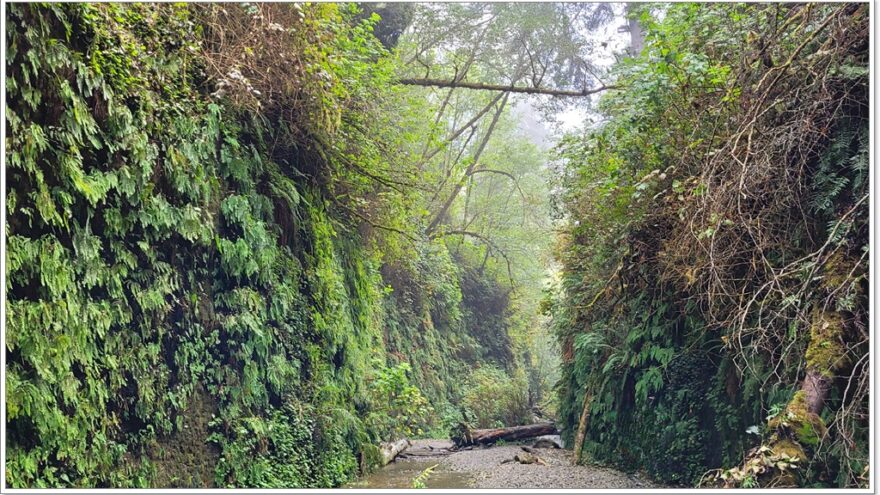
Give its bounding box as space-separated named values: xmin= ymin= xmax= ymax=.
xmin=715 ymin=309 xmax=847 ymax=487
xmin=626 ymin=3 xmax=645 ymax=56
xmin=425 ymin=92 xmax=509 ymax=235
xmin=380 ymin=439 xmax=411 ymax=465
xmin=456 ymin=423 xmax=558 ymax=447
xmin=572 ymin=392 xmax=592 ymax=464
xmin=398 ymin=78 xmax=615 ymax=97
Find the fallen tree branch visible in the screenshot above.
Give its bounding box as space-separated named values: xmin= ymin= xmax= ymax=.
xmin=572 ymin=391 xmax=592 ymax=464
xmin=398 ymin=78 xmax=618 ymax=97
xmin=573 ymin=262 xmax=623 ymax=310
xmin=380 ymin=438 xmax=411 ymax=466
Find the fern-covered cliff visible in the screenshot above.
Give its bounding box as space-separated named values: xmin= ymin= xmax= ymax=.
xmin=5 ymin=4 xmax=539 ymax=488
xmin=551 ymin=4 xmax=868 ymax=488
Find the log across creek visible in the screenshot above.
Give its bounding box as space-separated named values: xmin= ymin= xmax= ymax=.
xmin=380 ymin=439 xmax=411 ymax=466
xmin=454 ymin=422 xmax=558 ymax=447
xmin=467 ymin=422 xmax=558 ymax=445
xmin=380 ymin=422 xmax=559 ymax=464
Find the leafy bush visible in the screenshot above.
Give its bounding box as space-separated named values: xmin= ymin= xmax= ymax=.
xmin=208 ymin=405 xmax=358 ymax=488
xmin=460 ymin=366 xmax=531 ymax=429
xmin=364 ymin=361 xmax=433 ymax=439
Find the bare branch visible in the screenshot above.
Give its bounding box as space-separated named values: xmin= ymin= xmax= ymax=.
xmin=398 ymin=78 xmax=618 ymax=97
xmin=420 ymin=92 xmax=506 ymax=164
xmin=434 ymin=229 xmax=514 ymax=285
xmin=340 ymin=205 xmax=419 ymax=243
xmin=467 ymin=168 xmax=528 ymax=205
xmin=426 ymin=92 xmax=510 ymax=235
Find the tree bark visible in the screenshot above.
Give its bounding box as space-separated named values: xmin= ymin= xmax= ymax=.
xmin=572 ymin=392 xmax=592 ymax=464
xmin=380 ymin=438 xmax=411 ymax=465
xmin=626 ymin=3 xmax=645 ymax=56
xmin=398 ymin=78 xmax=616 ymax=97
xmin=715 ymin=310 xmax=846 ymax=487
xmin=800 ymin=369 xmax=832 ymax=415
xmin=457 ymin=423 xmax=558 ymax=446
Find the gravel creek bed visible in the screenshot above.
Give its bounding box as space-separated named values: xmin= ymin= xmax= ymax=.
xmin=374 ymin=439 xmax=660 ymax=489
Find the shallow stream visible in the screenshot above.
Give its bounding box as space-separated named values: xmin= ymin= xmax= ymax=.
xmin=345 ymin=459 xmax=473 ymax=489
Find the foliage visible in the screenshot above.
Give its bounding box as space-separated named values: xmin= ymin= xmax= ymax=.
xmin=552 ymin=3 xmax=868 ymax=488
xmin=7 ymin=3 xmax=222 ymax=487
xmin=6 ymin=2 xmax=542 ymax=488
xmin=380 ymin=241 xmax=528 ymax=413
xmin=6 ymin=2 xmax=393 ymax=488
xmin=364 ymin=361 xmax=433 ymax=440
xmin=410 ymin=463 xmax=437 ymax=489
xmin=460 ymin=366 xmax=531 ymax=429
xmin=208 ymin=403 xmax=357 ymax=488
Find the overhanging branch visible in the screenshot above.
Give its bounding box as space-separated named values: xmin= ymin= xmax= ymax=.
xmin=467 ymin=168 xmax=528 ymax=205
xmin=398 ymin=78 xmax=617 ymax=97
xmin=435 ymin=229 xmax=514 ymax=285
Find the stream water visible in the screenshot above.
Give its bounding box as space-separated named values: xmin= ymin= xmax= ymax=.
xmin=345 ymin=459 xmax=473 ymax=489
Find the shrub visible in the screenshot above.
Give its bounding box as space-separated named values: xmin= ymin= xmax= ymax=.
xmin=461 ymin=366 xmax=531 ymax=429
xmin=364 ymin=361 xmax=433 ymax=440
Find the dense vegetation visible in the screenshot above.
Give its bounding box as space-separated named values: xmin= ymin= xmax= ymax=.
xmin=5 ymin=3 xmax=549 ymax=488
xmin=5 ymin=2 xmax=870 ymax=490
xmin=551 ymin=3 xmax=869 ymax=488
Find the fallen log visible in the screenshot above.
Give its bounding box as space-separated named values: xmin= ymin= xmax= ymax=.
xmin=501 ymin=452 xmax=548 ymax=465
xmin=454 ymin=423 xmax=558 ymax=447
xmin=379 ymin=438 xmax=411 ymax=466
xmin=398 ymin=449 xmax=454 ymax=458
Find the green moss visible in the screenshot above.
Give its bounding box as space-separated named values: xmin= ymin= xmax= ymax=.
xmin=821 ymin=251 xmax=858 ymax=292
xmin=771 ymin=392 xmax=826 ymax=445
xmin=804 ymin=310 xmax=847 ymax=377
xmin=771 ymin=439 xmax=806 ymax=461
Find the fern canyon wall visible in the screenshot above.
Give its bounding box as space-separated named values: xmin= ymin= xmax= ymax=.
xmin=4 ymin=2 xmax=871 ymax=490
xmin=551 ymin=3 xmax=869 ymax=488
xmin=5 ymin=4 xmax=543 ymax=487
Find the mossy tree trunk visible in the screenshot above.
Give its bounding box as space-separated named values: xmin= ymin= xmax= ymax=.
xmin=718 ymin=309 xmax=848 ymax=487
